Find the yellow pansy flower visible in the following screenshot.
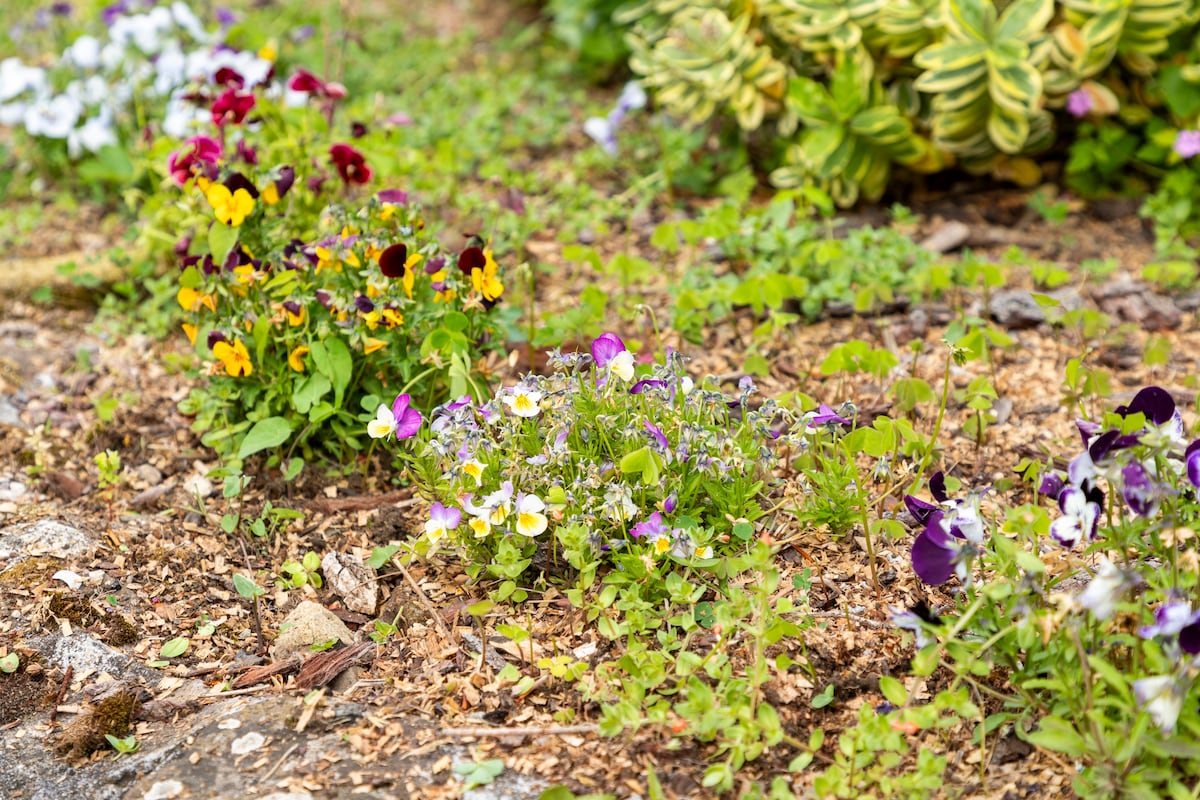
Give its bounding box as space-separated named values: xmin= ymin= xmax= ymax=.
xmin=261 ymin=183 xmax=280 ymax=205
xmin=381 ymin=308 xmax=404 ymax=328
xmin=182 ymin=323 xmax=199 ymax=346
xmin=177 ymin=286 xmax=217 ymax=313
xmin=288 ymin=345 xmax=310 ymax=372
xmin=206 ymin=183 xmax=255 ymax=227
xmin=213 ymin=339 xmax=253 ymax=377
xmin=363 ymin=337 xmax=387 ymax=354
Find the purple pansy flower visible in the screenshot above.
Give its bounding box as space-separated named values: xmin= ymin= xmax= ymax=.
xmin=592 ymin=333 xmax=634 ymax=382
xmin=631 ymin=511 xmax=668 ymax=539
xmin=1121 ymin=461 xmax=1162 ymax=517
xmin=1066 ymin=89 xmax=1092 ymax=117
xmin=911 ymin=511 xmax=967 ymax=585
xmin=1038 ymin=472 xmax=1064 ymax=498
xmin=644 ymin=420 xmax=670 ymax=453
xmin=1175 ymin=130 xmax=1200 ymax=159
xmin=391 ymin=393 xmax=423 ymax=439
xmin=630 ymin=379 xmax=667 ymax=395
xmin=1186 ymin=439 xmax=1200 ymax=489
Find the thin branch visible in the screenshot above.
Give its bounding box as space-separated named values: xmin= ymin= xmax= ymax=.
xmin=437 ymin=723 xmax=598 ymax=738
xmin=395 ymin=558 xmax=453 ymax=640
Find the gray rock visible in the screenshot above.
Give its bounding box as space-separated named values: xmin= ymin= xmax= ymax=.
xmin=989 ymin=289 xmax=1047 ymax=329
xmin=271 ymin=601 xmax=356 ymax=661
xmin=0 ymin=519 xmax=94 ymax=562
xmin=1092 ymin=276 xmax=1182 ymax=330
xmin=0 ymin=395 xmax=23 ymax=428
xmin=0 ymin=479 xmax=27 ymax=502
xmin=321 ymin=552 xmax=378 ymax=615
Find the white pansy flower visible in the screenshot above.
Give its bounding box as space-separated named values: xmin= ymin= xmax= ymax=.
xmin=503 ymin=385 xmax=542 ymax=418
xmin=514 ymin=494 xmax=548 ymax=537
xmin=24 ymin=94 xmax=83 ymax=139
xmin=64 ymin=35 xmax=102 ymax=70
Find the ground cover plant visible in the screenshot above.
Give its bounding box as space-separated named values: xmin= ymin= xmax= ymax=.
xmin=4 ymin=0 xmax=1200 ymax=799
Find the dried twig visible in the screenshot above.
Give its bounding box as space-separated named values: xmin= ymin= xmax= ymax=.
xmin=261 ymin=741 xmax=300 ymax=782
xmin=49 ymin=665 xmax=73 ymax=725
xmin=128 ymin=480 xmax=177 ymax=508
xmin=810 ymin=611 xmax=892 ymax=629
xmin=307 ymin=491 xmax=417 ymax=513
xmin=395 ymin=559 xmax=453 ymax=640
xmin=230 ymin=655 xmax=303 ymax=689
xmin=437 ymin=723 xmax=598 ymax=738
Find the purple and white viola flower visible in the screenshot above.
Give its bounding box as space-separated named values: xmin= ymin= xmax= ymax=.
xmin=367 ymin=393 xmax=422 ymax=440
xmin=1139 ymin=599 xmax=1200 ymax=655
xmin=1115 ymin=386 xmax=1186 ymax=448
xmin=803 ymin=403 xmax=851 ymax=434
xmin=890 ymin=605 xmax=940 ymax=650
xmin=1076 ymin=557 xmax=1140 ymax=621
xmin=630 ymin=511 xmax=668 ymax=539
xmin=1049 ymin=484 xmax=1104 ymax=549
xmin=424 ymin=502 xmax=461 ymax=544
xmin=911 ymin=511 xmax=973 ymax=585
xmin=1121 ymin=460 xmax=1164 ymax=517
xmin=1133 ymin=673 xmax=1191 ymax=734
xmin=592 ymin=333 xmax=635 ymax=383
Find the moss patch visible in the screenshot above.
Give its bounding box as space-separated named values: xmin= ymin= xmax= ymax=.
xmin=53 ymin=689 xmax=141 ymax=761
xmin=45 ymin=592 xmax=139 ymax=647
xmin=0 ymin=556 xmax=61 ymax=590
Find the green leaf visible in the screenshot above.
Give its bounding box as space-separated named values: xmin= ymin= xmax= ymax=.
xmin=283 ymin=457 xmax=305 ymax=482
xmin=368 ymin=545 xmax=399 ymax=569
xmin=237 ymin=416 xmax=296 ymax=460
xmin=292 ymin=374 xmax=332 ymax=415
xmin=233 ymin=573 xmax=264 ymax=599
xmin=811 ymin=684 xmax=835 ymax=708
xmin=619 ymin=446 xmax=663 ymax=486
xmin=159 ymin=637 xmax=189 ymax=659
xmin=879 ymin=675 xmax=909 ymax=706
xmin=1021 ymin=715 xmax=1087 ymax=757
xmin=208 ymin=222 xmax=239 ymax=267
xmin=466 ymin=599 xmax=495 ymax=617
xmin=455 ymin=758 xmax=505 ymax=789
xmin=309 ymin=337 xmax=353 ymax=408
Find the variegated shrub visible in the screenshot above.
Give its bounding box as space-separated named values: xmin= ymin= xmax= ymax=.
xmin=616 ymin=0 xmax=1200 ymax=205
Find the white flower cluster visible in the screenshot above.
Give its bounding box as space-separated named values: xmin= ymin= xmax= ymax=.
xmin=0 ymin=1 xmax=272 ymax=156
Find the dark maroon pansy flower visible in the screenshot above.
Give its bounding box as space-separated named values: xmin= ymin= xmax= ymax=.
xmin=174 ymin=235 xmax=192 ymax=258
xmin=211 ymin=89 xmax=255 ymax=126
xmin=207 ymin=331 xmax=227 ymax=349
xmin=329 ymin=144 xmax=371 ymax=184
xmin=223 ymin=171 xmax=259 ymax=199
xmin=379 ymin=243 xmax=413 ymax=278
xmin=306 ymin=173 xmax=328 ymax=195
xmin=287 ymin=69 xmax=325 ymax=94
xmin=351 ymin=121 xmax=367 ymax=138
xmin=457 ymin=246 xmax=486 ymax=275
xmin=236 ymin=138 xmax=258 ymax=165
xmin=282 ymin=301 xmax=302 ymax=317
xmin=315 ymin=290 xmax=334 ymax=310
xmin=354 ymin=295 xmax=375 ymax=313
xmin=213 ymin=67 xmax=245 ymax=89
xmin=424 ymin=255 xmax=445 ymax=275
xmin=273 ymin=165 xmax=295 ymax=200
